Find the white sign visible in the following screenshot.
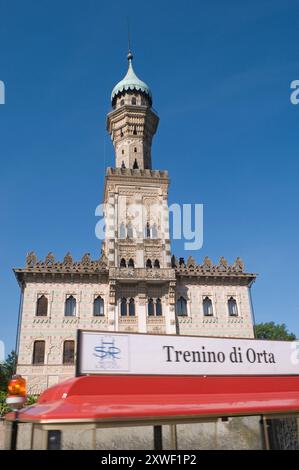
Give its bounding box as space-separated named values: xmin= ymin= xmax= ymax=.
xmin=77 ymin=330 xmax=299 ymax=376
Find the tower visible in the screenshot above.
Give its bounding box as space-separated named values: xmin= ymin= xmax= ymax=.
xmin=104 ymin=51 xmax=176 ymax=334
xmin=107 ymin=51 xmax=159 ymax=170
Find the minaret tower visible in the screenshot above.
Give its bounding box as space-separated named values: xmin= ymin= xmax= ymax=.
xmin=103 ymin=51 xmax=176 ymax=334
xmin=107 ymin=51 xmax=159 ymax=170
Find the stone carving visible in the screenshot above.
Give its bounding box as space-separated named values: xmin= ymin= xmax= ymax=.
xmin=81 ymin=253 xmax=91 ymax=266
xmin=109 ymin=267 xmax=176 ymax=281
xmin=63 ymin=252 xmax=73 ymax=266
xmin=233 ymin=257 xmax=244 ymax=272
xmin=203 ymin=256 xmax=212 ymax=269
xmin=26 ymin=251 xmax=37 ymax=267
xmin=173 ymin=255 xmax=252 ymax=278
xmin=218 ymin=256 xmax=228 ymax=271
xmin=19 ymin=252 xmax=108 ymax=274
xmin=109 ymin=280 xmax=116 ymax=305
xmin=187 ymin=256 xmax=196 ymax=270
xmin=45 ymin=252 xmax=55 ymax=267
xmin=168 ymin=281 xmax=176 ymax=305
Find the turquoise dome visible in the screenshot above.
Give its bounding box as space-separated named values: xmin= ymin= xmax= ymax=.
xmin=111 ymin=52 xmax=152 ymax=104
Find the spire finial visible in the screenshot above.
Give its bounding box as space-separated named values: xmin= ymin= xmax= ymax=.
xmin=127 ymin=17 xmax=133 ymax=61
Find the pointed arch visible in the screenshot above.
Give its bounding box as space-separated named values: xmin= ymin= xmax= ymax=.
xmin=65 ymin=295 xmax=76 ymax=317
xmin=228 ymin=297 xmax=238 ymax=316
xmin=36 ymin=295 xmax=48 ymax=317
xmin=146 ymin=259 xmax=152 ymax=269
xmin=93 ymin=296 xmax=104 ymax=316
xmin=176 ymin=296 xmax=187 ymax=316
xmin=203 ymin=296 xmax=213 ymax=316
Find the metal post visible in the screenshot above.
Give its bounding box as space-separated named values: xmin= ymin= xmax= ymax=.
xmin=170 ymin=424 xmax=178 ymax=450
xmin=10 ymin=410 xmax=19 ymax=450
xmin=262 ymin=416 xmax=270 ymax=450
xmin=154 ymin=425 xmax=163 ymax=450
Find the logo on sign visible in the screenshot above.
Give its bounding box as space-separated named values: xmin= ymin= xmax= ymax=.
xmin=92 ymin=335 xmax=129 ymax=371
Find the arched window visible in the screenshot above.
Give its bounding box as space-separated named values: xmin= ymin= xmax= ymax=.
xmin=120 ymin=258 xmax=126 ymax=268
xmin=133 ymin=158 xmax=139 ymax=169
xmin=154 ymin=259 xmax=160 ymax=269
xmin=131 ymin=97 xmax=137 ymax=105
xmin=32 ymin=340 xmax=45 ymax=365
xmin=63 ymin=340 xmax=75 ymax=364
xmin=128 ymin=258 xmax=134 ymax=268
xmin=176 ymin=296 xmax=187 ymax=316
xmin=203 ymin=297 xmax=213 ymax=316
xmin=152 ymin=223 xmax=158 ymax=239
xmin=36 ymin=295 xmax=48 ymax=317
xmin=93 ymin=296 xmax=104 ymax=316
xmin=133 ymin=127 xmax=137 ymax=135
xmin=146 ymin=259 xmax=152 ymax=269
xmin=156 ymin=298 xmax=162 ymax=316
xmin=146 ymin=222 xmax=151 ymax=239
xmin=148 ymin=298 xmax=154 ymax=316
xmin=119 ymin=222 xmax=126 ymax=239
xmin=121 ymin=298 xmax=127 ymax=316
xmin=120 ymin=99 xmax=124 ymax=106
xmin=127 ymin=223 xmax=133 ymax=239
xmin=65 ymin=296 xmax=76 ymax=317
xmin=228 ymin=297 xmax=238 ymax=316
xmin=129 ymin=298 xmax=135 ymax=316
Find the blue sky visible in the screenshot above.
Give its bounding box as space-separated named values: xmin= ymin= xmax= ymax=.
xmin=0 ymin=0 xmax=299 ymax=354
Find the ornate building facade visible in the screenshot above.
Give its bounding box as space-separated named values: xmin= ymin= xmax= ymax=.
xmin=14 ymin=52 xmax=256 ymax=393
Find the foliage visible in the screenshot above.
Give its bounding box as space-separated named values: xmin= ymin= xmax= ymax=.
xmin=0 ymin=391 xmax=38 ymax=417
xmin=0 ymin=351 xmax=17 ymax=391
xmin=255 ymin=322 xmax=296 ymax=341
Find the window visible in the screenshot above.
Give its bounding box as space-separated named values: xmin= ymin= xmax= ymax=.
xmin=120 ymin=258 xmax=126 ymax=268
xmin=129 ymin=298 xmax=135 ymax=316
xmin=121 ymin=298 xmax=127 ymax=316
xmin=152 ymin=223 xmax=158 ymax=239
xmin=146 ymin=259 xmax=152 ymax=269
xmin=145 ymin=222 xmax=151 ymax=239
xmin=203 ymin=297 xmax=213 ymax=316
xmin=131 ymin=97 xmax=136 ymax=105
xmin=128 ymin=258 xmax=134 ymax=268
xmin=119 ymin=223 xmax=126 ymax=239
xmin=122 ymin=149 xmax=124 ymax=155
xmin=65 ymin=296 xmax=76 ymax=317
xmin=154 ymin=259 xmax=160 ymax=269
xmin=148 ymin=298 xmax=154 ymax=316
xmin=228 ymin=297 xmax=238 ymax=316
xmin=93 ymin=296 xmax=104 ymax=316
xmin=127 ymin=223 xmax=133 ymax=239
xmin=120 ymin=99 xmax=124 ymax=106
xmin=156 ymin=298 xmax=162 ymax=316
xmin=63 ymin=340 xmax=75 ymax=364
xmin=176 ymin=296 xmax=187 ymax=316
xmin=134 ymin=147 xmax=137 ymax=152
xmin=32 ymin=340 xmax=45 ymax=365
xmin=133 ymin=127 xmax=137 ymax=135
xmin=36 ymin=295 xmax=48 ymax=317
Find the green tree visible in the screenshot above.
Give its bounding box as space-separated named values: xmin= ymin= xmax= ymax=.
xmin=255 ymin=322 xmax=296 ymax=341
xmin=0 ymin=350 xmax=17 ymax=391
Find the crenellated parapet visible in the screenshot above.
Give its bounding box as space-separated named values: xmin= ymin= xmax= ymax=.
xmin=23 ymin=251 xmax=108 ymax=272
xmin=171 ymin=255 xmax=256 ymax=283
xmin=106 ymin=167 xmax=168 ymax=179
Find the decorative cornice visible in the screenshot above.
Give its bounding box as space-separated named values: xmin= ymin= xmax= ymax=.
xmin=106 ymin=167 xmax=169 ymax=179
xmin=109 ymin=267 xmax=176 ymax=281
xmin=14 ymin=252 xmax=108 ymax=285
xmin=172 ymin=255 xmax=257 ymax=285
